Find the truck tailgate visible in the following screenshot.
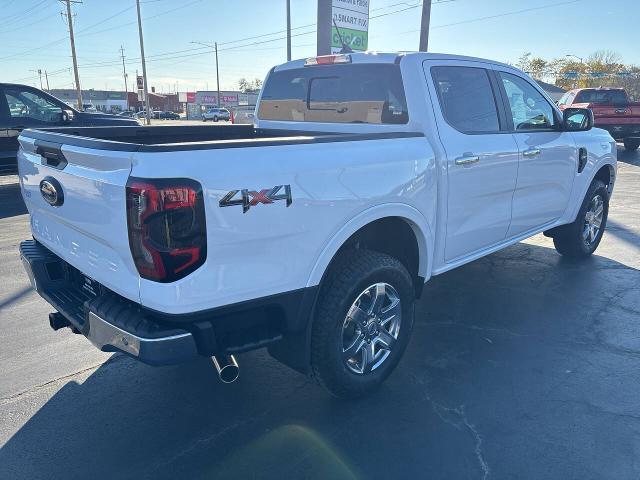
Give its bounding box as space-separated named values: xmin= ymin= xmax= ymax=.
xmin=574 ymin=102 xmax=640 ymax=125
xmin=17 ymin=135 xmax=140 ymax=303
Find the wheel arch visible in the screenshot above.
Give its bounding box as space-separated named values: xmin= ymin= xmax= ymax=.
xmin=565 ymin=160 xmax=616 ymax=224
xmin=593 ymin=163 xmax=615 ymax=196
xmin=267 ymin=205 xmax=432 ymax=375
xmin=306 ymin=204 xmax=434 ymax=296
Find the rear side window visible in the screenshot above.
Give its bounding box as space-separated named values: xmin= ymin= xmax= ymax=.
xmin=431 ymin=66 xmax=500 ymax=133
xmin=258 ymin=63 xmax=409 ymax=124
xmin=574 ymin=89 xmax=628 ymax=105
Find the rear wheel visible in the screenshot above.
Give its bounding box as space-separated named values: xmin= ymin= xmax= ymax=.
xmin=623 ymin=139 xmax=640 ymax=151
xmin=553 ymin=179 xmax=609 ymax=258
xmin=311 ymin=249 xmax=415 ymax=398
xmin=202 ymin=116 xmax=207 ymax=122
xmin=213 ymin=116 xmax=219 ymax=122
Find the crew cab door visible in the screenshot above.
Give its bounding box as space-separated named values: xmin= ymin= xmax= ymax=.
xmin=0 ymin=88 xmax=21 ymax=173
xmin=0 ymin=85 xmax=67 ymax=173
xmin=492 ymin=69 xmax=577 ymax=237
xmin=424 ymin=61 xmax=519 ymax=262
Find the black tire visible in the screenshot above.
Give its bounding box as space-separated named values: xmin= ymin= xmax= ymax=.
xmin=623 ymin=139 xmax=640 ymax=151
xmin=311 ymin=249 xmax=415 ymax=398
xmin=202 ymin=116 xmax=207 ymax=122
xmin=553 ymin=179 xmax=609 ymax=258
xmin=213 ymin=116 xmax=219 ymax=122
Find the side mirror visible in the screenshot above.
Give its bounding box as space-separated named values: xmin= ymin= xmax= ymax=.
xmin=61 ymin=109 xmax=74 ymax=124
xmin=563 ymin=107 xmax=593 ymax=132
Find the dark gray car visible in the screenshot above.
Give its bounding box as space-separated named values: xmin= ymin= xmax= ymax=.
xmin=0 ymin=83 xmax=139 ymax=174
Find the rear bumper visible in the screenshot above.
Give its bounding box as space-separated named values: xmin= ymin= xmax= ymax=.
xmin=19 ymin=240 xmax=199 ymax=365
xmin=597 ymin=123 xmax=640 ymax=140
xmin=19 ymin=240 xmax=317 ymax=371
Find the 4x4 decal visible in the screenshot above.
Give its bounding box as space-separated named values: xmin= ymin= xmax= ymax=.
xmin=219 ymin=185 xmax=292 ymax=213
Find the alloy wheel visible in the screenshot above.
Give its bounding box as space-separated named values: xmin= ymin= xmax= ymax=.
xmin=583 ymin=194 xmax=604 ymax=245
xmin=341 ymin=282 xmax=402 ymax=375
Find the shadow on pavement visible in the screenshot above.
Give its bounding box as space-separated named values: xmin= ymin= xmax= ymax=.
xmin=607 ymin=219 xmax=640 ymax=251
xmin=617 ymin=145 xmax=640 ymax=166
xmin=0 ymin=181 xmax=27 ymax=219
xmin=1 ymin=242 xmax=640 ymax=480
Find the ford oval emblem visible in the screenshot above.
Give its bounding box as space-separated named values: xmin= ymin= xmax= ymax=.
xmin=40 ymin=177 xmax=64 ymax=207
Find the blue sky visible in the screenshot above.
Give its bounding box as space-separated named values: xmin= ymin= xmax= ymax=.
xmin=1 ymin=0 xmax=637 ymax=92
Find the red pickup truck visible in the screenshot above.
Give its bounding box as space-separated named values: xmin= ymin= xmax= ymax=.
xmin=558 ymin=87 xmax=640 ymax=151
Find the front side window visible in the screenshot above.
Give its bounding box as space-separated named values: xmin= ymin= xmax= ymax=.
xmin=258 ymin=63 xmax=409 ymax=124
xmin=558 ymin=92 xmax=575 ymax=106
xmin=499 ymin=72 xmax=557 ymax=131
xmin=4 ymin=88 xmax=62 ymax=123
xmin=431 ymin=66 xmax=500 ymax=133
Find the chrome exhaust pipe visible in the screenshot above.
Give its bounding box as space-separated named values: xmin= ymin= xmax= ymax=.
xmin=211 ymin=354 xmax=239 ymax=383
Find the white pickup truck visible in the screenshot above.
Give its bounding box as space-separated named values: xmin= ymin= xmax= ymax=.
xmin=18 ymin=53 xmax=616 ymax=397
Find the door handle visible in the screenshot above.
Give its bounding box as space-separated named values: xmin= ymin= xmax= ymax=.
xmin=455 ymin=155 xmax=480 ymax=166
xmin=522 ymin=148 xmax=541 ymax=158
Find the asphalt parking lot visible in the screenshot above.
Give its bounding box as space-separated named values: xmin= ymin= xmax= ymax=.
xmin=0 ymin=146 xmax=638 ymax=480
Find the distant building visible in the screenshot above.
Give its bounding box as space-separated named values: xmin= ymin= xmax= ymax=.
xmin=186 ymin=91 xmax=259 ymax=119
xmin=535 ymin=80 xmax=566 ymax=102
xmin=128 ymin=92 xmax=180 ymax=113
xmin=49 ymin=87 xmax=261 ymax=115
xmin=49 ymin=89 xmax=128 ymax=112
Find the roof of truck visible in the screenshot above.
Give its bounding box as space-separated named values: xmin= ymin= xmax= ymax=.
xmin=274 ymin=51 xmax=517 ymax=72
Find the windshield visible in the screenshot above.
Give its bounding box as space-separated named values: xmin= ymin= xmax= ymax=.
xmin=258 ymin=63 xmax=409 ymax=124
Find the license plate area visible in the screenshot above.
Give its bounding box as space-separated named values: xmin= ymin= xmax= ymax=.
xmin=67 ymin=265 xmax=103 ymax=298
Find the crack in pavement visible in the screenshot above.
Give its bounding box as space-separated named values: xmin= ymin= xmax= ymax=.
xmin=409 ymin=374 xmax=490 ymax=479
xmin=0 ymin=355 xmax=124 ymax=405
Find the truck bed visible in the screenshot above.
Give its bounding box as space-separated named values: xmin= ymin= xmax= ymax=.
xmin=20 ymin=124 xmax=420 ymax=153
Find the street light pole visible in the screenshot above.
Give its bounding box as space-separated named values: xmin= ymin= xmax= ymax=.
xmin=419 ymin=0 xmax=432 ymax=52
xmin=566 ymin=54 xmax=584 ymax=63
xmin=286 ymin=0 xmax=291 ymax=61
xmin=191 ymin=41 xmax=221 ymax=107
xmin=136 ymin=0 xmax=151 ymax=125
xmin=565 ymin=55 xmax=585 ymax=88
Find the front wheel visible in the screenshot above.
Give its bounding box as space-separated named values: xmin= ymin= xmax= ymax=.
xmin=202 ymin=116 xmax=207 ymax=122
xmin=213 ymin=116 xmax=219 ymax=122
xmin=623 ymin=139 xmax=639 ymax=151
xmin=553 ymin=179 xmax=609 ymax=258
xmin=311 ymin=249 xmax=415 ymax=398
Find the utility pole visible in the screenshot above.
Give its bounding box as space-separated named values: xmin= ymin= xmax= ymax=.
xmin=419 ymin=0 xmax=432 ymax=52
xmin=286 ymin=0 xmax=291 ymax=61
xmin=44 ymin=70 xmax=50 ymax=90
xmin=317 ymin=0 xmax=331 ymax=55
xmin=120 ymin=45 xmax=129 ymax=111
xmin=191 ymin=41 xmax=221 ymax=107
xmin=136 ymin=0 xmax=151 ymax=125
xmin=30 ymin=69 xmax=43 ymax=89
xmin=215 ymin=42 xmax=220 ymax=107
xmin=62 ymin=0 xmax=83 ymax=110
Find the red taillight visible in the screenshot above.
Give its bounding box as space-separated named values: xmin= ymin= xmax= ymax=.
xmin=126 ymin=177 xmax=207 ymax=282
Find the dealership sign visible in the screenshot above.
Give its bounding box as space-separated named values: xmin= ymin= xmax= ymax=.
xmin=201 ymin=94 xmax=238 ymax=105
xmin=331 ymin=0 xmax=369 ymax=53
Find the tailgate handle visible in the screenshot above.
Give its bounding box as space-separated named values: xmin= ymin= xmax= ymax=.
xmin=34 ymin=140 xmax=68 ymax=169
